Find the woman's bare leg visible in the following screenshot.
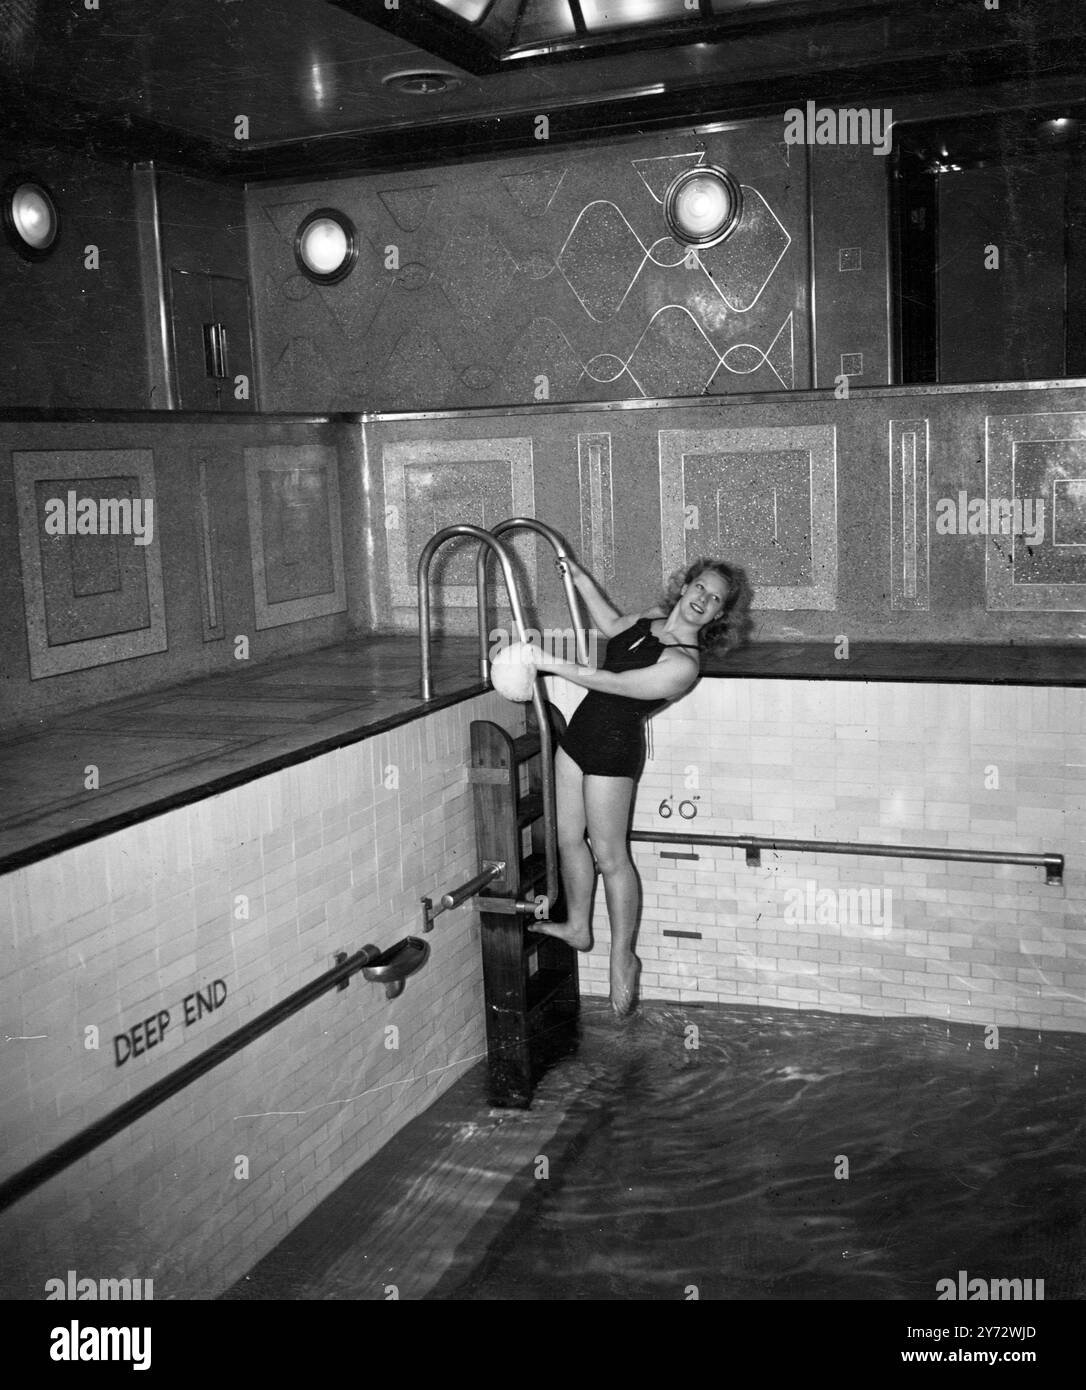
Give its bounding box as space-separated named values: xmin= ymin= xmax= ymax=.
xmin=530 ymin=746 xmax=594 ymax=951
xmin=583 ymin=774 xmax=641 ymax=1017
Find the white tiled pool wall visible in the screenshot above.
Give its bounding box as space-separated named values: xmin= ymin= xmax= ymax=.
xmin=546 ymin=675 xmax=1086 ymax=1032
xmin=0 ymin=690 xmax=519 ymax=1300
xmin=3 ymin=676 xmax=1082 ymax=1299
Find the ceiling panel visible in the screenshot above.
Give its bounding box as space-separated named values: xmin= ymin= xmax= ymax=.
xmin=0 ymin=0 xmax=1082 ymax=177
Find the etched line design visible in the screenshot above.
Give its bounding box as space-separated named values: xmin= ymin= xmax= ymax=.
xmin=196 ymin=454 xmax=219 ymax=632
xmin=888 ymin=418 xmax=929 ymax=611
xmin=578 ymin=432 xmax=615 ymax=583
xmin=901 ymin=431 xmax=917 ymax=599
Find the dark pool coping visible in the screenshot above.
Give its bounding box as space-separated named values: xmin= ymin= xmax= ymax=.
xmin=0 ymin=675 xmax=490 ymax=877
xmin=3 ymin=638 xmax=1081 ymax=877
xmin=705 ymin=641 xmax=1085 ymax=685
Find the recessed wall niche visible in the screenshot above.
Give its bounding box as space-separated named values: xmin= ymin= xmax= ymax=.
xmin=985 ymin=412 xmax=1086 ymax=612
xmin=243 ymin=445 xmax=347 ymax=629
xmin=658 ymin=426 xmax=838 ymax=610
xmin=12 ymin=450 xmax=166 ymax=679
xmin=382 ymin=437 xmax=535 ymax=622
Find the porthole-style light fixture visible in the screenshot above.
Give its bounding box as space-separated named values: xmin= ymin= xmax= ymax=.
xmin=663 ymin=165 xmax=743 ymax=249
xmin=293 ymin=208 xmax=358 ymax=284
xmin=2 ymin=174 xmax=60 ymax=260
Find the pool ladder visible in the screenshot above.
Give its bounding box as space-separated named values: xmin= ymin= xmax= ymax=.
xmin=417 ymin=518 xmax=588 ymax=914
xmin=417 ymin=518 xmax=586 ymax=1106
xmin=469 ymin=707 xmax=580 ymax=1107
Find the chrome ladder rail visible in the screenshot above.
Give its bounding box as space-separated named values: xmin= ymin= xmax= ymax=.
xmin=474 ymin=517 xmax=590 ymax=679
xmin=417 ymin=523 xmax=558 ymax=912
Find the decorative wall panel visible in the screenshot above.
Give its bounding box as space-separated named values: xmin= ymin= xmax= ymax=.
xmin=243 ymin=445 xmax=347 ymax=629
xmin=383 ymin=437 xmax=535 ymax=614
xmin=193 ymin=450 xmax=226 ymax=642
xmin=889 ymin=419 xmax=930 ymax=611
xmin=985 ymin=413 xmax=1086 ymax=611
xmin=809 ymin=143 xmax=890 ymax=390
xmin=12 ymin=450 xmax=166 ymax=678
xmin=658 ymin=426 xmax=838 ymax=609
xmin=577 ymin=433 xmax=615 ymax=585
xmin=247 ymin=121 xmax=809 ymax=412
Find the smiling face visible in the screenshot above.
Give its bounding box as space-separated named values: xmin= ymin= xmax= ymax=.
xmin=679 ymin=568 xmax=729 ymax=627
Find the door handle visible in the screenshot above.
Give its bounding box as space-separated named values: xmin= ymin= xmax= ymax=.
xmin=202 ymin=322 xmax=229 ymax=379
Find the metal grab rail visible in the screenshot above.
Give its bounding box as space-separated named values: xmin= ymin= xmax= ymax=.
xmin=417 ymin=524 xmax=559 ymax=910
xmin=0 ymin=945 xmax=384 ymax=1215
xmin=475 ymin=518 xmax=589 ymax=679
xmin=421 ymin=860 xmax=504 ymax=931
xmin=629 ymin=830 xmax=1064 ymax=886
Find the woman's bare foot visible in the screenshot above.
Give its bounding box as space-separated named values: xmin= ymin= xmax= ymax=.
xmin=529 ymin=921 xmax=592 ymax=951
xmin=610 ymin=951 xmax=641 ymax=1018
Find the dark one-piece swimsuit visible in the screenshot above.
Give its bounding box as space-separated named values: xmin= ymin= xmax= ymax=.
xmin=558 ymin=616 xmax=700 ymax=778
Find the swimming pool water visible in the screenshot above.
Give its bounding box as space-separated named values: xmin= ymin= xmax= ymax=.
xmin=226 ymin=1002 xmax=1086 ymax=1301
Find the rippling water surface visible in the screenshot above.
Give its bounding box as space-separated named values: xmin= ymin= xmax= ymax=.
xmin=428 ymin=1003 xmax=1086 ymax=1301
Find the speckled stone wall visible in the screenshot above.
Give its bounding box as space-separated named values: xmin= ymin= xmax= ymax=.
xmin=0 ymin=416 xmax=366 ymax=730
xmin=363 ymin=382 xmax=1086 ymax=643
xmin=0 ymin=143 xmax=149 ymax=410
xmin=245 ymin=121 xmax=811 ymax=412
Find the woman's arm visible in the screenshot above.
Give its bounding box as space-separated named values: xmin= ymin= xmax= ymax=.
xmin=559 ymin=558 xmax=637 ymax=639
xmin=533 ymin=646 xmax=698 ymax=702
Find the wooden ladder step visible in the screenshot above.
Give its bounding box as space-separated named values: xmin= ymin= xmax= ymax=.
xmin=511 ymin=731 xmax=541 ymax=764
xmin=470 ymin=709 xmax=578 ymax=1110
xmin=519 ymin=850 xmax=548 ymax=892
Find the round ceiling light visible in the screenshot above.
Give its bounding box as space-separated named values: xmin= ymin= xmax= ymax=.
xmin=2 ymin=174 xmax=59 ymax=260
xmin=663 ymin=165 xmax=743 ymax=249
xmin=293 ymin=208 xmax=358 ymax=284
xmin=381 ymin=69 xmax=463 ymax=96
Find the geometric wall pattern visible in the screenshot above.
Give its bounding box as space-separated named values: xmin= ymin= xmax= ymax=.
xmin=243 ymin=445 xmax=347 ymax=629
xmin=248 ymin=122 xmax=808 ymax=413
xmin=382 ymin=437 xmax=535 ymax=617
xmin=889 ymin=417 xmax=930 ymax=611
xmin=12 ymin=449 xmax=166 ymax=678
xmin=985 ymin=412 xmax=1086 ymax=611
xmin=555 ymin=178 xmax=795 ymax=394
xmin=658 ymin=426 xmax=838 ymax=609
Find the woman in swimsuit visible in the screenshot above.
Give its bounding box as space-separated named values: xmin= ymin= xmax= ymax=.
xmin=529 ymin=556 xmax=753 ymax=1017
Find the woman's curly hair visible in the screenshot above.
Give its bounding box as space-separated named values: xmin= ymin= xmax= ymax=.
xmin=661 ymin=558 xmax=755 ymax=657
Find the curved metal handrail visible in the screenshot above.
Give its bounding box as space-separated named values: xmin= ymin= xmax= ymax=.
xmin=475 ymin=518 xmax=590 ymax=679
xmin=0 ymin=944 xmax=384 ymax=1213
xmin=417 ymin=523 xmax=558 ymax=910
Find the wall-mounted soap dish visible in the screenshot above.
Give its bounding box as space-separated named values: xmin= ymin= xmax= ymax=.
xmin=361 ymin=936 xmax=431 ymax=1000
